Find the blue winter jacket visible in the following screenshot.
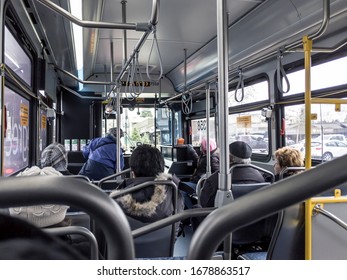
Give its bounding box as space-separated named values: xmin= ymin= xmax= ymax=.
xmin=78 ymin=134 xmax=124 ymax=180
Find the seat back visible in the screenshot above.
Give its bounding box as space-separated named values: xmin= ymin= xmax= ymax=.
xmin=97 ymin=168 xmax=131 ymax=191
xmin=127 ymin=216 xmax=173 ymax=258
xmin=44 ymin=226 xmax=99 ymax=259
xmin=279 ymin=167 xmax=305 ymax=180
xmin=67 ymin=151 xmax=86 ymax=175
xmin=0 ymin=176 xmax=134 ymax=259
xmin=229 ymin=164 xmax=276 ymax=247
xmin=168 ymin=161 xmax=196 ymax=180
xmin=231 ymin=182 xmax=276 ymax=245
xmin=266 ymin=203 xmax=305 ymax=259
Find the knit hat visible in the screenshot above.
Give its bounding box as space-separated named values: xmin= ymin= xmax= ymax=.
xmin=109 ymin=127 xmax=124 ymax=138
xmin=9 ymin=166 xmax=69 ymax=228
xmin=200 ymin=138 xmax=217 ymax=154
xmin=41 ymin=143 xmax=68 ymax=172
xmin=229 ymin=141 xmax=252 ymax=159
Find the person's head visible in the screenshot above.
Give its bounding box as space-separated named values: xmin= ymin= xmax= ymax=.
xmin=129 ymin=144 xmax=165 ymax=177
xmin=273 ymin=147 xmax=304 ymax=175
xmin=108 ymin=127 xmax=124 ymax=138
xmin=41 ymin=143 xmax=68 ymax=172
xmin=200 ymin=138 xmax=217 ymax=154
xmin=229 ymin=141 xmax=252 ymax=164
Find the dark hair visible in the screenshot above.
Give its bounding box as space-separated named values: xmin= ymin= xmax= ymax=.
xmin=129 ymin=144 xmax=164 ymax=177
xmin=108 ymin=127 xmax=124 ymax=138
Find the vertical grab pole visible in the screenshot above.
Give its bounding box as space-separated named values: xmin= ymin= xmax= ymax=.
xmin=303 ymin=35 xmax=312 ymax=170
xmin=215 ymin=0 xmax=233 ymax=260
xmin=205 ymin=82 xmax=211 ymax=177
xmin=303 ymin=35 xmax=313 ymax=260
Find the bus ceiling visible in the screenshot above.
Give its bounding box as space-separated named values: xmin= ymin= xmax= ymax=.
xmin=17 ymin=0 xmax=347 ymax=98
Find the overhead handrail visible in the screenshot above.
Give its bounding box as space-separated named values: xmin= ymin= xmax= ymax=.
xmin=181 ymin=92 xmax=193 ymax=115
xmin=33 ymin=0 xmax=160 ymax=99
xmin=187 ymin=153 xmax=347 ymax=259
xmin=51 ymin=64 xmax=117 ymax=85
xmin=0 ymin=176 xmax=134 ymax=259
xmin=181 ymin=48 xmax=193 ymax=114
xmin=44 ymin=226 xmax=99 ymax=260
xmin=234 ymin=68 xmax=245 ymax=102
xmin=227 ymin=0 xmax=331 ymax=80
xmin=313 ymin=204 xmax=347 ymax=231
xmin=146 ymin=26 xmax=163 ymax=82
xmin=35 ymin=0 xmax=151 ymax=31
xmin=276 ymin=48 xmax=290 ymax=94
xmin=109 ymin=0 xmax=160 ymax=97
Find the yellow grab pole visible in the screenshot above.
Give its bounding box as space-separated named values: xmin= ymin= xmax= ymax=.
xmin=303 ymin=35 xmax=312 ymax=170
xmin=303 ymin=35 xmax=313 ymax=260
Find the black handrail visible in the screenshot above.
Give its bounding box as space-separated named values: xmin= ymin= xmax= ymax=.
xmin=0 ymin=176 xmax=134 ymax=259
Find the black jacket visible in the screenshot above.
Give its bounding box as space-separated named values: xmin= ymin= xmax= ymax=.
xmin=200 ymin=165 xmax=265 ymax=207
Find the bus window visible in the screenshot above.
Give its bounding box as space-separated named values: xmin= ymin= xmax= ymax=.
xmin=284 ymin=56 xmax=347 ymax=96
xmin=228 ymin=111 xmax=269 ymax=155
xmin=285 ymin=103 xmax=347 ymax=161
xmin=156 ymin=107 xmax=172 ymax=146
xmin=191 ymin=117 xmax=216 ymax=147
xmin=4 ymin=26 xmax=32 ymax=87
xmin=3 ymin=87 xmax=30 ymax=176
xmin=228 ymin=80 xmax=268 ymax=107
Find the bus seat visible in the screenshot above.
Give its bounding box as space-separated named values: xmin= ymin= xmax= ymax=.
xmin=67 ymin=151 xmax=86 ymax=175
xmin=97 ymin=168 xmax=131 ymax=191
xmin=44 ymin=225 xmax=99 ymax=259
xmin=127 ymin=216 xmax=173 ymax=258
xmin=238 ymin=203 xmax=305 ymax=260
xmin=0 ymin=212 xmax=85 ymax=259
xmin=279 ymin=167 xmax=306 ymax=180
xmin=100 ymin=179 xmax=179 ymax=258
xmin=0 ymin=176 xmax=134 ymax=259
xmin=231 ymin=182 xmax=277 ymax=249
xmin=168 ymin=161 xmax=196 ymax=180
xmin=66 ymin=211 xmax=90 ymax=229
xmin=229 ymin=164 xmax=276 ymax=251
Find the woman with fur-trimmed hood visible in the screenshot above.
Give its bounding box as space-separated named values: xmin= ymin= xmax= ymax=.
xmin=111 ymin=144 xmax=184 ymax=223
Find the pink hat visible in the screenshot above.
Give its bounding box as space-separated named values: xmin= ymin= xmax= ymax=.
xmin=200 ymin=138 xmax=217 ymax=154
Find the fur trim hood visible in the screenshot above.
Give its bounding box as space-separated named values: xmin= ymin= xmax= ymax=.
xmin=112 ymin=173 xmax=174 ymax=219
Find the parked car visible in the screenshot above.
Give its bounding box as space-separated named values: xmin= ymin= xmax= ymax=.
xmin=311 ymin=140 xmax=347 ymax=161
xmin=233 ymin=134 xmax=268 ymax=152
xmin=312 ymin=134 xmax=346 ymax=143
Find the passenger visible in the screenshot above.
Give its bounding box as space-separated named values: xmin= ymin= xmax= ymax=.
xmin=187 ymin=138 xmax=220 ymax=184
xmin=78 ymin=127 xmax=125 ymax=180
xmin=200 ymin=141 xmax=265 ymax=208
xmin=40 ymin=142 xmax=72 ymax=175
xmin=111 ymin=144 xmax=184 ymax=223
xmin=273 ymin=146 xmax=304 ymax=180
xmin=180 ymin=138 xmax=219 ymax=209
